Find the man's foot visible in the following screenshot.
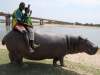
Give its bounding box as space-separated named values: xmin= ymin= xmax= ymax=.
xmin=29 ymin=47 xmax=34 ymax=53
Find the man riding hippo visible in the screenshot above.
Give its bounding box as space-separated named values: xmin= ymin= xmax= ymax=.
xmin=12 ymin=2 xmax=39 ymax=53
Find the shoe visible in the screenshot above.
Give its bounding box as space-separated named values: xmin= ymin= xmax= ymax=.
xmin=29 ymin=40 xmax=40 ymax=49
xmin=29 ymin=47 xmax=34 ymax=53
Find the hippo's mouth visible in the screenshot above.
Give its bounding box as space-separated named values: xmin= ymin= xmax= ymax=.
xmin=87 ymin=47 xmax=98 ymax=55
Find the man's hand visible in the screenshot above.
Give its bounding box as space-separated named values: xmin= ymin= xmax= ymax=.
xmin=30 ymin=10 xmax=32 ymax=16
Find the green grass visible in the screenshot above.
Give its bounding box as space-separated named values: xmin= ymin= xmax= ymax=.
xmin=0 ymin=49 xmax=100 ymax=75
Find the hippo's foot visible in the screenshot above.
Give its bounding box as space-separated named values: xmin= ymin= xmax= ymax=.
xmin=53 ymin=58 xmax=59 ymax=67
xmin=53 ymin=63 xmax=59 ymax=67
xmin=59 ymin=57 xmax=64 ymax=67
xmin=9 ymin=52 xmax=23 ymax=66
xmin=53 ymin=57 xmax=64 ymax=67
xmin=10 ymin=61 xmax=23 ymax=65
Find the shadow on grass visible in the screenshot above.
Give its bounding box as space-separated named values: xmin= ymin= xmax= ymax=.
xmin=0 ymin=62 xmax=81 ymax=75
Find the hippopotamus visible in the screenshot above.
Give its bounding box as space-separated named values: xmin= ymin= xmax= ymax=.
xmin=2 ymin=29 xmax=98 ymax=66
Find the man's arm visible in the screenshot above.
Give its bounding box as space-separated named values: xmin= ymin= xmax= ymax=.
xmin=15 ymin=10 xmax=23 ymax=23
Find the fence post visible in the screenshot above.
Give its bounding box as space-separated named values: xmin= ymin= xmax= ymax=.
xmin=40 ymin=19 xmax=44 ymax=25
xmin=5 ymin=14 xmax=11 ymax=32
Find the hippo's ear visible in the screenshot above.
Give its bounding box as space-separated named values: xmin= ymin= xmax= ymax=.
xmin=78 ymin=36 xmax=82 ymax=40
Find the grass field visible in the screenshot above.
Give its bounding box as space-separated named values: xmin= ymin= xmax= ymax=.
xmin=0 ymin=48 xmax=100 ymax=75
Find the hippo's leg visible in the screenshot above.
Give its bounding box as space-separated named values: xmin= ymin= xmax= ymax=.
xmin=9 ymin=52 xmax=15 ymax=64
xmin=53 ymin=57 xmax=59 ymax=66
xmin=9 ymin=50 xmax=23 ymax=65
xmin=59 ymin=57 xmax=64 ymax=66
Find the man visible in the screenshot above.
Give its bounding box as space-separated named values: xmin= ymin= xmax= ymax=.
xmin=12 ymin=2 xmax=35 ymax=53
xmin=12 ymin=2 xmax=25 ymax=28
xmin=22 ymin=6 xmax=40 ymax=53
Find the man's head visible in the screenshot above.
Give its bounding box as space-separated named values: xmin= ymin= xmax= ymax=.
xmin=19 ymin=2 xmax=25 ymax=11
xmin=25 ymin=7 xmax=30 ymax=14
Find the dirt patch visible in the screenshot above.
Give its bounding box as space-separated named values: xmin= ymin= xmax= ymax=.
xmin=65 ymin=49 xmax=100 ymax=69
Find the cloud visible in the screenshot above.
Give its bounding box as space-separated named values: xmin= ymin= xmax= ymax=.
xmin=60 ymin=0 xmax=100 ymax=5
xmin=0 ymin=0 xmax=100 ymax=23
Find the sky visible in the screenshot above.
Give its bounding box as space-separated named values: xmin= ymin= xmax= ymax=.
xmin=0 ymin=0 xmax=100 ymax=24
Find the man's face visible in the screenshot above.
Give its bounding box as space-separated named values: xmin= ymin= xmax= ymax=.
xmin=19 ymin=3 xmax=25 ymax=10
xmin=25 ymin=9 xmax=30 ymax=14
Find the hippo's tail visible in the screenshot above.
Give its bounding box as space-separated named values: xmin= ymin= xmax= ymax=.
xmin=2 ymin=35 xmax=8 ymax=45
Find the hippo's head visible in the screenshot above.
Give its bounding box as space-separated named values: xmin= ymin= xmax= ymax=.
xmin=79 ymin=37 xmax=98 ymax=55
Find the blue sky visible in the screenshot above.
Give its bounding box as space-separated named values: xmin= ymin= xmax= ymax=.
xmin=0 ymin=0 xmax=100 ymax=24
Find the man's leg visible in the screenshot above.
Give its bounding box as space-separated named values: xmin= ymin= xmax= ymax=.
xmin=28 ymin=27 xmax=40 ymax=49
xmin=22 ymin=30 xmax=35 ymax=53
